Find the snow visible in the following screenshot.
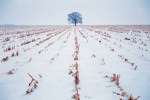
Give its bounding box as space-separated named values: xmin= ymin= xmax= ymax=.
xmin=0 ymin=25 xmax=150 ymax=100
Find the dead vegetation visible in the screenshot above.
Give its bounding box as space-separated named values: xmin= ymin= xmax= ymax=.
xmin=73 ymin=37 xmax=80 ymax=61
xmin=69 ymin=69 xmax=73 ymax=75
xmin=92 ymin=54 xmax=96 ymax=58
xmin=125 ymin=37 xmax=131 ymax=40
xmin=26 ymin=73 xmax=41 ymax=94
xmin=71 ymin=65 xmax=80 ymax=100
xmin=3 ymin=37 xmax=10 ymax=42
xmin=11 ymin=52 xmax=15 ymax=57
xmin=16 ymin=50 xmax=19 ymax=56
xmin=69 ymin=35 xmax=80 ymax=100
xmin=0 ymin=26 xmax=148 ymax=99
xmin=110 ymin=48 xmax=115 ymax=52
xmin=3 ymin=46 xmax=15 ymax=52
xmin=7 ymin=68 xmax=17 ymax=75
xmin=100 ymin=57 xmax=105 ymax=65
xmin=111 ymin=73 xmax=120 ymax=86
xmin=104 ymin=73 xmax=140 ymax=100
xmin=1 ymin=56 xmax=8 ymax=62
xmin=118 ymin=55 xmax=138 ymax=70
xmin=7 ymin=70 xmax=14 ymax=75
xmin=11 ymin=51 xmax=19 ymax=57
xmin=77 ymin=28 xmax=88 ymax=42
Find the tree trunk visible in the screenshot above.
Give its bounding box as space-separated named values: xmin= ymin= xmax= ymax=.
xmin=75 ymin=20 xmax=76 ymax=26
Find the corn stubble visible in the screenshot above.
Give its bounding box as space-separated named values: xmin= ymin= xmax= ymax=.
xmin=26 ymin=73 xmax=41 ymax=94
xmin=69 ymin=35 xmax=80 ymax=100
xmin=105 ymin=73 xmax=140 ymax=100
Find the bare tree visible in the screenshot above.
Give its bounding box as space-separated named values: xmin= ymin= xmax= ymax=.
xmin=68 ymin=12 xmax=82 ymax=26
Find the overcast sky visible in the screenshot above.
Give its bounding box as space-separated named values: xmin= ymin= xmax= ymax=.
xmin=0 ymin=0 xmax=150 ymax=25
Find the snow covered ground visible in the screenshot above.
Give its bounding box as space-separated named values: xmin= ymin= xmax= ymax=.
xmin=0 ymin=25 xmax=150 ymax=100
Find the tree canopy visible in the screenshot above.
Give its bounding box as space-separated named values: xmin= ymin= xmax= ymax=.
xmin=68 ymin=12 xmax=82 ymax=26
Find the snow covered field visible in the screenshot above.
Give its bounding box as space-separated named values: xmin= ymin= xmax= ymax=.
xmin=0 ymin=25 xmax=150 ymax=100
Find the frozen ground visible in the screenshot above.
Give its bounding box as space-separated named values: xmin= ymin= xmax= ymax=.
xmin=0 ymin=25 xmax=150 ymax=100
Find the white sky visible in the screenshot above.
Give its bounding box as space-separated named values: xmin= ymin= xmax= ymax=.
xmin=0 ymin=0 xmax=150 ymax=25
